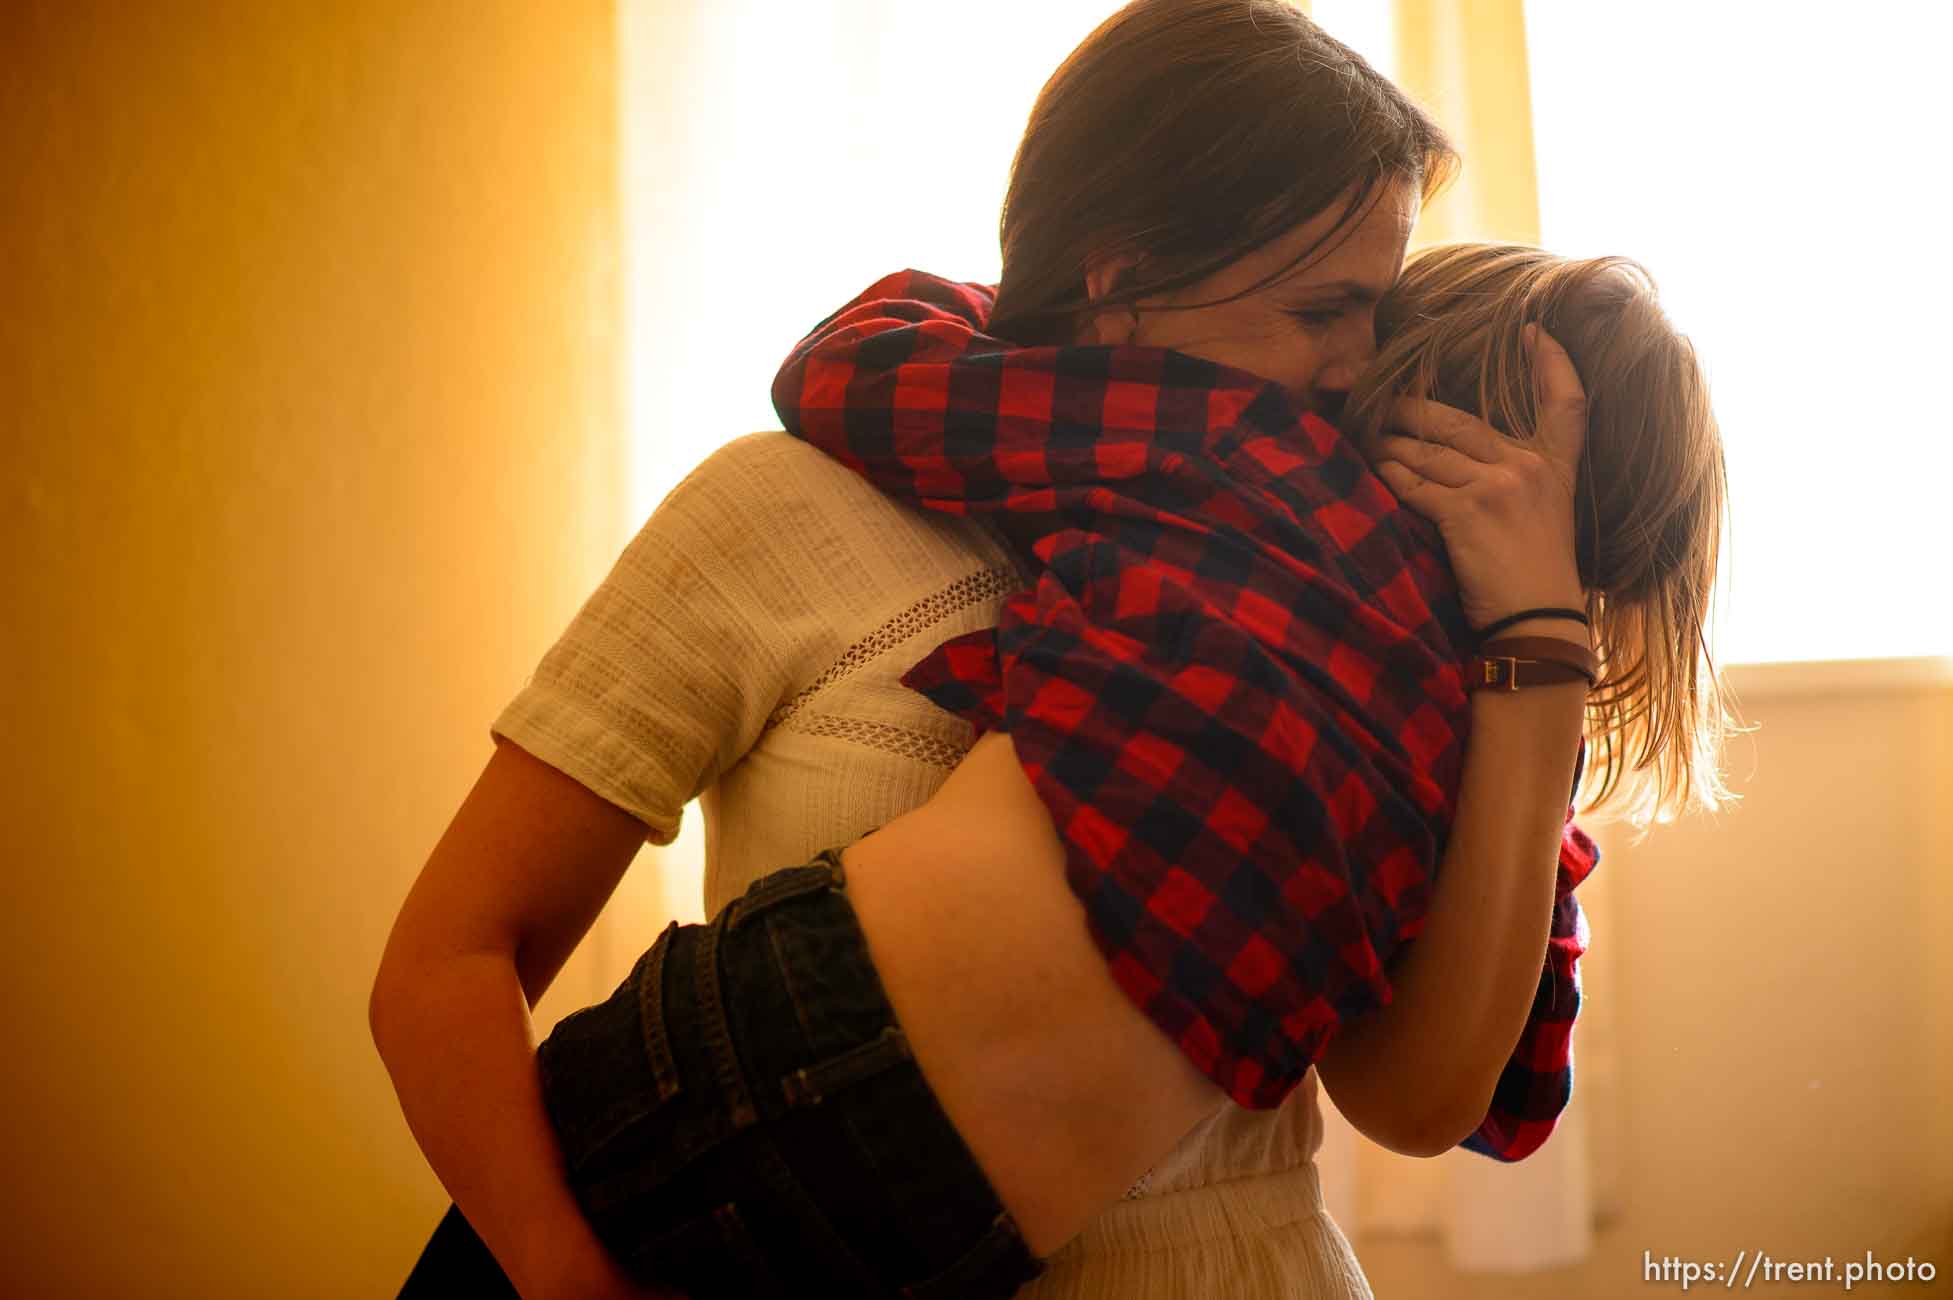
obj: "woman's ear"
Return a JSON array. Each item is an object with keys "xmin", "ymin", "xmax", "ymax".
[{"xmin": 1081, "ymin": 246, "xmax": 1146, "ymax": 345}]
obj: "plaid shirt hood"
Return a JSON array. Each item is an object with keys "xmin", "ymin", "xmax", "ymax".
[{"xmin": 771, "ymin": 269, "xmax": 1597, "ymax": 1160}]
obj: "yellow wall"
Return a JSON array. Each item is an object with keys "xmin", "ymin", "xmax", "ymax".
[{"xmin": 1, "ymin": 4, "xmax": 629, "ymax": 1295}]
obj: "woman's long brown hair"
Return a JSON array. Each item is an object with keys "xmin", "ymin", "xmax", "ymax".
[
  {"xmin": 988, "ymin": 0, "xmax": 1456, "ymax": 345},
  {"xmin": 1346, "ymin": 243, "xmax": 1739, "ymax": 829}
]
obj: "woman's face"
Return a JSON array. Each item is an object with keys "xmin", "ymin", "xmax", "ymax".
[{"xmin": 1085, "ymin": 180, "xmax": 1417, "ymax": 422}]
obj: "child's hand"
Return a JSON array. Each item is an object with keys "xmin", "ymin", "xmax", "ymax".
[{"xmin": 1370, "ymin": 324, "xmax": 1589, "ymax": 634}]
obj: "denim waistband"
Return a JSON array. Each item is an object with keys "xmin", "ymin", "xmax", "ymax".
[{"xmin": 541, "ymin": 848, "xmax": 1044, "ymax": 1299}]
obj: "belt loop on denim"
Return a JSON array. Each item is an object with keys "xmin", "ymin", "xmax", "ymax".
[
  {"xmin": 693, "ymin": 907, "xmax": 760, "ymax": 1131},
  {"xmin": 638, "ymin": 920, "xmax": 684, "ymax": 1104},
  {"xmin": 724, "ymin": 850, "xmax": 850, "ymax": 934},
  {"xmin": 819, "ymin": 844, "xmax": 848, "ymax": 890}
]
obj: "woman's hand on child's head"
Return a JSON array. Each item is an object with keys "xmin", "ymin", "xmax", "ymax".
[{"xmin": 1371, "ymin": 324, "xmax": 1590, "ymax": 635}]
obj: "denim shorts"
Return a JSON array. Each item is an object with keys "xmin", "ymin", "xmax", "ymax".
[{"xmin": 398, "ymin": 849, "xmax": 1045, "ymax": 1300}]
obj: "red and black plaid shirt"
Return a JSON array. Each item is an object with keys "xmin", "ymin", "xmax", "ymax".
[{"xmin": 771, "ymin": 270, "xmax": 1598, "ymax": 1161}]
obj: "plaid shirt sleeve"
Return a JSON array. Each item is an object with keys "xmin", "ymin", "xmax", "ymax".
[
  {"xmin": 1459, "ymin": 809, "xmax": 1598, "ymax": 1161},
  {"xmin": 774, "ymin": 269, "xmax": 1597, "ymax": 1153}
]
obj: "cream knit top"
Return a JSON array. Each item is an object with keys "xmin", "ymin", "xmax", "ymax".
[{"xmin": 491, "ymin": 432, "xmax": 1364, "ymax": 1298}]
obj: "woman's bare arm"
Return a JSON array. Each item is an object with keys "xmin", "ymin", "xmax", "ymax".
[
  {"xmin": 369, "ymin": 738, "xmax": 664, "ymax": 1300},
  {"xmin": 370, "ymin": 438, "xmax": 818, "ymax": 1298}
]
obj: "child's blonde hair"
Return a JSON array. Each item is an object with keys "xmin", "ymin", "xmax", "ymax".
[{"xmin": 1346, "ymin": 242, "xmax": 1737, "ymax": 828}]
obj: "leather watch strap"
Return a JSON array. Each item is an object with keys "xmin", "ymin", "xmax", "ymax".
[{"xmin": 1468, "ymin": 635, "xmax": 1600, "ymax": 692}]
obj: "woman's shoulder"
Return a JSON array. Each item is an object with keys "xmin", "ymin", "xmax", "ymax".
[
  {"xmin": 678, "ymin": 430, "xmax": 907, "ymax": 509},
  {"xmin": 671, "ymin": 431, "xmax": 1025, "ymax": 586}
]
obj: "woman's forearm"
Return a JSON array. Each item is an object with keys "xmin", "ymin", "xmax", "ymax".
[
  {"xmin": 1316, "ymin": 671, "xmax": 1585, "ymax": 1157},
  {"xmin": 369, "ymin": 953, "xmax": 635, "ymax": 1299}
]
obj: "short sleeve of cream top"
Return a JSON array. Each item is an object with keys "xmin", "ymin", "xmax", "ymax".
[
  {"xmin": 487, "ymin": 430, "xmax": 1326, "ymax": 1222},
  {"xmin": 489, "ymin": 431, "xmax": 1023, "ymax": 913}
]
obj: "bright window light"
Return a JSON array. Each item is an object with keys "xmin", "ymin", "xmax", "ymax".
[
  {"xmin": 620, "ymin": 1, "xmax": 1113, "ymax": 520},
  {"xmin": 624, "ymin": 1, "xmax": 1950, "ymax": 667},
  {"xmin": 1523, "ymin": 2, "xmax": 1951, "ymax": 665}
]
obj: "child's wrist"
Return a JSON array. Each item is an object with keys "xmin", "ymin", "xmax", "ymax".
[{"xmin": 1487, "ymin": 616, "xmax": 1591, "ymax": 645}]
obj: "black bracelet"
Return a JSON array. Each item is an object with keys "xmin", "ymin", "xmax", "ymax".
[{"xmin": 1474, "ymin": 606, "xmax": 1589, "ymax": 644}]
